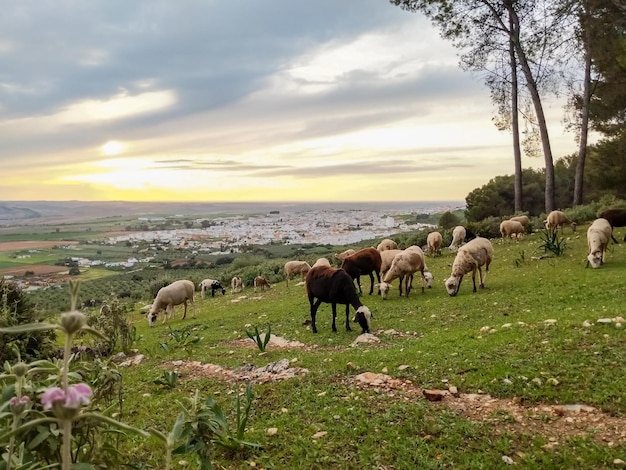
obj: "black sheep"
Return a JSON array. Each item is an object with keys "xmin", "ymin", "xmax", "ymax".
[{"xmin": 598, "ymin": 208, "xmax": 626, "ymax": 243}]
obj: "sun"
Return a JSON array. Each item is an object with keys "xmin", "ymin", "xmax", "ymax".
[{"xmin": 101, "ymin": 140, "xmax": 124, "ymax": 156}]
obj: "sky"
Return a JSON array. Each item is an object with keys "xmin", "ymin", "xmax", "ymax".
[{"xmin": 0, "ymin": 0, "xmax": 581, "ymax": 203}]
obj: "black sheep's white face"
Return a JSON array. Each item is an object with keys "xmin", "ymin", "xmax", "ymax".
[
  {"xmin": 444, "ymin": 275, "xmax": 462, "ymax": 296},
  {"xmin": 353, "ymin": 306, "xmax": 372, "ymax": 333}
]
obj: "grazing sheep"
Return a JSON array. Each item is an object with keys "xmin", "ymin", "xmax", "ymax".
[
  {"xmin": 147, "ymin": 280, "xmax": 195, "ymax": 327},
  {"xmin": 199, "ymin": 278, "xmax": 226, "ymax": 298},
  {"xmin": 340, "ymin": 247, "xmax": 382, "ymax": 295},
  {"xmin": 445, "ymin": 237, "xmax": 493, "ymax": 297},
  {"xmin": 284, "ymin": 260, "xmax": 312, "ymax": 287},
  {"xmin": 544, "ymin": 210, "xmax": 577, "ymax": 232},
  {"xmin": 305, "ymin": 265, "xmax": 373, "ymax": 334},
  {"xmin": 379, "ymin": 249, "xmax": 403, "ymax": 279},
  {"xmin": 334, "ymin": 249, "xmax": 356, "ymax": 262},
  {"xmin": 253, "ymin": 276, "xmax": 271, "ymax": 292},
  {"xmin": 312, "ymin": 257, "xmax": 332, "ymax": 268},
  {"xmin": 586, "ymin": 218, "xmax": 612, "ymax": 268},
  {"xmin": 426, "ymin": 231, "xmax": 443, "ymax": 256},
  {"xmin": 509, "ymin": 215, "xmax": 531, "ymax": 232},
  {"xmin": 231, "ymin": 276, "xmax": 243, "ymax": 293},
  {"xmin": 376, "ymin": 238, "xmax": 398, "ymax": 251},
  {"xmin": 379, "ymin": 246, "xmax": 430, "ymax": 300},
  {"xmin": 449, "ymin": 226, "xmax": 466, "ymax": 252},
  {"xmin": 499, "ymin": 220, "xmax": 525, "ymax": 239},
  {"xmin": 598, "ymin": 208, "xmax": 626, "ymax": 243}
]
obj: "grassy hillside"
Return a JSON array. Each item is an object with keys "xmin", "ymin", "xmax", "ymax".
[{"xmin": 84, "ymin": 225, "xmax": 626, "ymax": 469}]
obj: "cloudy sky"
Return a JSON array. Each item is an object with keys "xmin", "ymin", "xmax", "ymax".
[{"xmin": 0, "ymin": 0, "xmax": 579, "ymax": 203}]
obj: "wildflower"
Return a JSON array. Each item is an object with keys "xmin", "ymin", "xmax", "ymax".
[
  {"xmin": 9, "ymin": 395, "xmax": 30, "ymax": 414},
  {"xmin": 41, "ymin": 383, "xmax": 92, "ymax": 419}
]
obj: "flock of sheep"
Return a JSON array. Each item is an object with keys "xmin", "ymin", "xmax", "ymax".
[{"xmin": 145, "ymin": 208, "xmax": 626, "ymax": 331}]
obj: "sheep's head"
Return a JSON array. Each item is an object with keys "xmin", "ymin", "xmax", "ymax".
[
  {"xmin": 353, "ymin": 306, "xmax": 372, "ymax": 333},
  {"xmin": 147, "ymin": 310, "xmax": 158, "ymax": 327},
  {"xmin": 378, "ymin": 281, "xmax": 390, "ymax": 300},
  {"xmin": 423, "ymin": 271, "xmax": 434, "ymax": 288},
  {"xmin": 444, "ymin": 275, "xmax": 463, "ymax": 296},
  {"xmin": 587, "ymin": 252, "xmax": 602, "ymax": 269}
]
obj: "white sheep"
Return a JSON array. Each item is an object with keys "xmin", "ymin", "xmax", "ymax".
[
  {"xmin": 334, "ymin": 249, "xmax": 356, "ymax": 261},
  {"xmin": 587, "ymin": 218, "xmax": 612, "ymax": 268},
  {"xmin": 509, "ymin": 215, "xmax": 531, "ymax": 232},
  {"xmin": 312, "ymin": 257, "xmax": 332, "ymax": 268},
  {"xmin": 284, "ymin": 260, "xmax": 312, "ymax": 287},
  {"xmin": 448, "ymin": 226, "xmax": 466, "ymax": 252},
  {"xmin": 499, "ymin": 220, "xmax": 525, "ymax": 240},
  {"xmin": 147, "ymin": 280, "xmax": 195, "ymax": 327},
  {"xmin": 544, "ymin": 210, "xmax": 577, "ymax": 232},
  {"xmin": 376, "ymin": 238, "xmax": 398, "ymax": 251},
  {"xmin": 426, "ymin": 231, "xmax": 443, "ymax": 256},
  {"xmin": 445, "ymin": 237, "xmax": 493, "ymax": 296},
  {"xmin": 379, "ymin": 249, "xmax": 403, "ymax": 279},
  {"xmin": 379, "ymin": 246, "xmax": 431, "ymax": 299},
  {"xmin": 231, "ymin": 276, "xmax": 243, "ymax": 293}
]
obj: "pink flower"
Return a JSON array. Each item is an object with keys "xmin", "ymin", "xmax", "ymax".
[{"xmin": 41, "ymin": 384, "xmax": 93, "ymax": 411}]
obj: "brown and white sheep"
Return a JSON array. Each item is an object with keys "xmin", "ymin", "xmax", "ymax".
[
  {"xmin": 598, "ymin": 208, "xmax": 626, "ymax": 243},
  {"xmin": 340, "ymin": 247, "xmax": 382, "ymax": 295},
  {"xmin": 445, "ymin": 237, "xmax": 493, "ymax": 297},
  {"xmin": 284, "ymin": 260, "xmax": 312, "ymax": 287},
  {"xmin": 231, "ymin": 276, "xmax": 243, "ymax": 293},
  {"xmin": 305, "ymin": 265, "xmax": 373, "ymax": 334},
  {"xmin": 448, "ymin": 226, "xmax": 466, "ymax": 252},
  {"xmin": 199, "ymin": 278, "xmax": 226, "ymax": 298},
  {"xmin": 544, "ymin": 210, "xmax": 577, "ymax": 232},
  {"xmin": 253, "ymin": 276, "xmax": 271, "ymax": 292},
  {"xmin": 426, "ymin": 231, "xmax": 443, "ymax": 257},
  {"xmin": 586, "ymin": 218, "xmax": 612, "ymax": 268},
  {"xmin": 379, "ymin": 246, "xmax": 431, "ymax": 299},
  {"xmin": 376, "ymin": 238, "xmax": 398, "ymax": 251},
  {"xmin": 509, "ymin": 215, "xmax": 531, "ymax": 232},
  {"xmin": 499, "ymin": 220, "xmax": 525, "ymax": 239},
  {"xmin": 147, "ymin": 279, "xmax": 195, "ymax": 327}
]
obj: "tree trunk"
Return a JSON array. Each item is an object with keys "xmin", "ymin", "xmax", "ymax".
[
  {"xmin": 573, "ymin": 9, "xmax": 593, "ymax": 207},
  {"xmin": 509, "ymin": 11, "xmax": 523, "ymax": 213},
  {"xmin": 506, "ymin": 4, "xmax": 555, "ymax": 213}
]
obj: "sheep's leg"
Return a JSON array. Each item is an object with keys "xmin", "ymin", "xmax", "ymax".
[
  {"xmin": 471, "ymin": 270, "xmax": 478, "ymax": 292},
  {"xmin": 310, "ymin": 298, "xmax": 323, "ymax": 333},
  {"xmin": 398, "ymin": 275, "xmax": 404, "ymax": 297},
  {"xmin": 405, "ymin": 275, "xmax": 412, "ymax": 298},
  {"xmin": 331, "ymin": 303, "xmax": 338, "ymax": 332},
  {"xmin": 478, "ymin": 267, "xmax": 485, "ymax": 289},
  {"xmin": 182, "ymin": 300, "xmax": 188, "ymax": 320},
  {"xmin": 355, "ymin": 276, "xmax": 363, "ymax": 295},
  {"xmin": 368, "ymin": 272, "xmax": 375, "ymax": 295},
  {"xmin": 344, "ymin": 304, "xmax": 352, "ymax": 331},
  {"xmin": 375, "ymin": 270, "xmax": 381, "ymax": 295}
]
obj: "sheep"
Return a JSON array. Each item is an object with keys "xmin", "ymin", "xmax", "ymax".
[
  {"xmin": 586, "ymin": 218, "xmax": 612, "ymax": 268},
  {"xmin": 379, "ymin": 249, "xmax": 403, "ymax": 279},
  {"xmin": 379, "ymin": 246, "xmax": 431, "ymax": 300},
  {"xmin": 544, "ymin": 210, "xmax": 577, "ymax": 232},
  {"xmin": 509, "ymin": 215, "xmax": 531, "ymax": 232},
  {"xmin": 147, "ymin": 280, "xmax": 195, "ymax": 327},
  {"xmin": 305, "ymin": 265, "xmax": 373, "ymax": 334},
  {"xmin": 199, "ymin": 278, "xmax": 226, "ymax": 298},
  {"xmin": 376, "ymin": 238, "xmax": 398, "ymax": 251},
  {"xmin": 231, "ymin": 276, "xmax": 243, "ymax": 293},
  {"xmin": 340, "ymin": 247, "xmax": 382, "ymax": 295},
  {"xmin": 284, "ymin": 260, "xmax": 312, "ymax": 287},
  {"xmin": 445, "ymin": 237, "xmax": 493, "ymax": 297},
  {"xmin": 253, "ymin": 276, "xmax": 271, "ymax": 292},
  {"xmin": 334, "ymin": 249, "xmax": 356, "ymax": 262},
  {"xmin": 312, "ymin": 257, "xmax": 332, "ymax": 268},
  {"xmin": 499, "ymin": 220, "xmax": 525, "ymax": 240},
  {"xmin": 448, "ymin": 226, "xmax": 466, "ymax": 252},
  {"xmin": 426, "ymin": 231, "xmax": 443, "ymax": 256},
  {"xmin": 598, "ymin": 208, "xmax": 626, "ymax": 243}
]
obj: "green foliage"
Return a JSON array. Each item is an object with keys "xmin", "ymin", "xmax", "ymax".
[
  {"xmin": 149, "ymin": 278, "xmax": 174, "ymax": 299},
  {"xmin": 160, "ymin": 325, "xmax": 204, "ymax": 357},
  {"xmin": 153, "ymin": 370, "xmax": 178, "ymax": 389},
  {"xmin": 245, "ymin": 325, "xmax": 271, "ymax": 352},
  {"xmin": 437, "ymin": 211, "xmax": 461, "ymax": 230},
  {"xmin": 537, "ymin": 229, "xmax": 568, "ymax": 256},
  {"xmin": 465, "ymin": 217, "xmax": 502, "ymax": 239},
  {"xmin": 0, "ymin": 280, "xmax": 57, "ymax": 363},
  {"xmin": 86, "ymin": 297, "xmax": 137, "ymax": 355}
]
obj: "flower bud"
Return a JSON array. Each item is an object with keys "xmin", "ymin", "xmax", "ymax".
[
  {"xmin": 9, "ymin": 395, "xmax": 30, "ymax": 414},
  {"xmin": 12, "ymin": 361, "xmax": 28, "ymax": 378},
  {"xmin": 60, "ymin": 310, "xmax": 87, "ymax": 335}
]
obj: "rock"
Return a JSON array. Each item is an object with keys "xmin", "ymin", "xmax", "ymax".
[
  {"xmin": 582, "ymin": 320, "xmax": 592, "ymax": 327},
  {"xmin": 266, "ymin": 427, "xmax": 278, "ymax": 436},
  {"xmin": 613, "ymin": 459, "xmax": 625, "ymax": 467},
  {"xmin": 544, "ymin": 319, "xmax": 557, "ymax": 325},
  {"xmin": 346, "ymin": 362, "xmax": 356, "ymax": 370},
  {"xmin": 312, "ymin": 431, "xmax": 327, "ymax": 439},
  {"xmin": 351, "ymin": 333, "xmax": 380, "ymax": 345},
  {"xmin": 552, "ymin": 404, "xmax": 597, "ymax": 415},
  {"xmin": 597, "ymin": 318, "xmax": 613, "ymax": 324},
  {"xmin": 398, "ymin": 364, "xmax": 410, "ymax": 371},
  {"xmin": 448, "ymin": 386, "xmax": 459, "ymax": 396},
  {"xmin": 502, "ymin": 455, "xmax": 514, "ymax": 465},
  {"xmin": 422, "ymin": 389, "xmax": 447, "ymax": 401}
]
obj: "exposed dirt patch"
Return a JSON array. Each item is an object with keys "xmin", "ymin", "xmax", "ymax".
[
  {"xmin": 225, "ymin": 334, "xmax": 316, "ymax": 351},
  {"xmin": 350, "ymin": 372, "xmax": 626, "ymax": 447},
  {"xmin": 0, "ymin": 264, "xmax": 69, "ymax": 276},
  {"xmin": 0, "ymin": 240, "xmax": 79, "ymax": 251}
]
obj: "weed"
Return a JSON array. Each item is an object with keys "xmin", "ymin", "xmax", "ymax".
[
  {"xmin": 537, "ymin": 229, "xmax": 568, "ymax": 256},
  {"xmin": 153, "ymin": 370, "xmax": 178, "ymax": 389},
  {"xmin": 245, "ymin": 325, "xmax": 271, "ymax": 352}
]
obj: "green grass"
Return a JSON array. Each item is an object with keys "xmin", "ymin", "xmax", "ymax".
[{"xmin": 78, "ymin": 227, "xmax": 625, "ymax": 469}]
